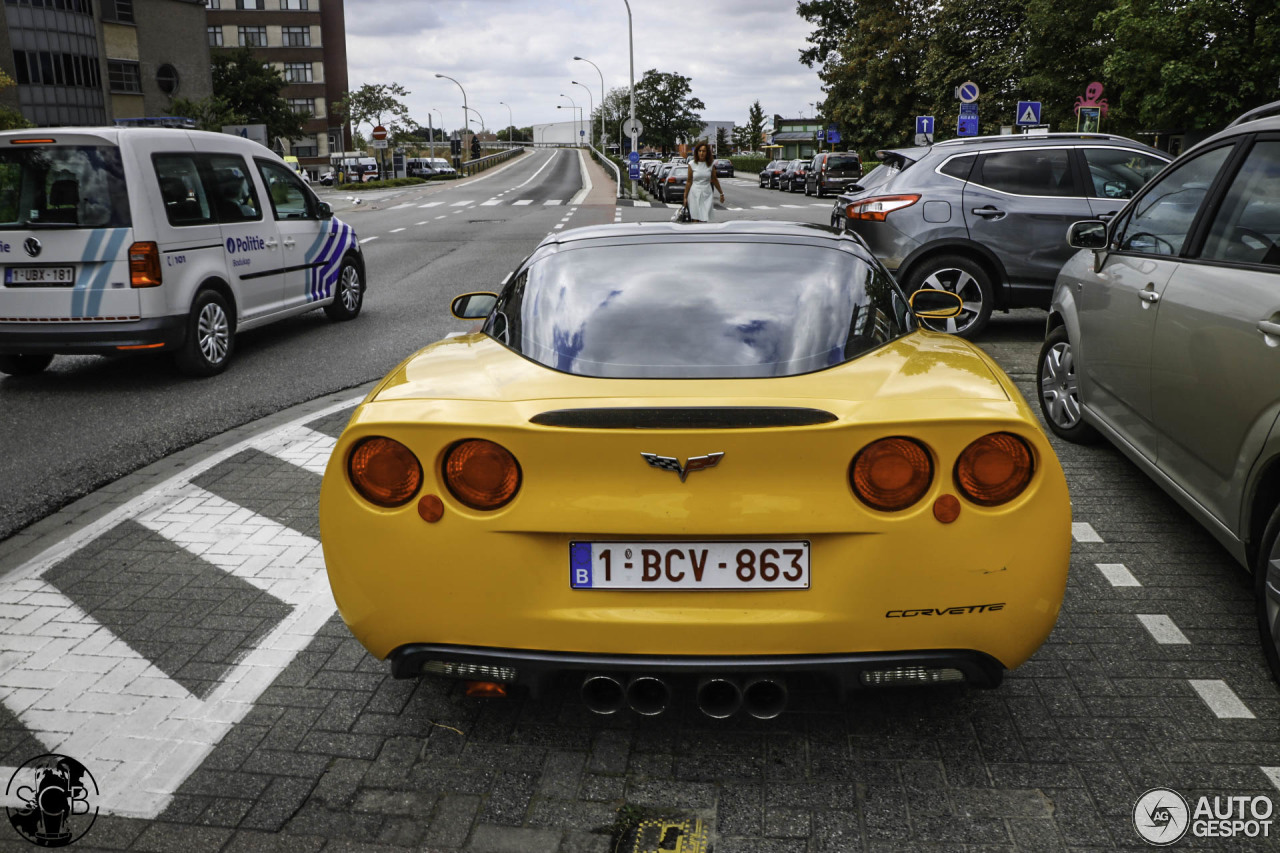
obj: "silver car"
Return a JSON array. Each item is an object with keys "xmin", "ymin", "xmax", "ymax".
[{"xmin": 1038, "ymin": 100, "xmax": 1280, "ymax": 682}]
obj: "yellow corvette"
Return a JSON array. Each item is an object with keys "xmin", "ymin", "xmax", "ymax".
[{"xmin": 319, "ymin": 222, "xmax": 1071, "ymax": 719}]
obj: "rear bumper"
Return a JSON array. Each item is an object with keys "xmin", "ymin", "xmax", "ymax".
[
  {"xmin": 0, "ymin": 315, "xmax": 186, "ymax": 355},
  {"xmin": 388, "ymin": 643, "xmax": 1005, "ymax": 695}
]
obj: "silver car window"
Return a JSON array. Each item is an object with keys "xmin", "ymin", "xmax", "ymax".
[
  {"xmin": 1080, "ymin": 148, "xmax": 1167, "ymax": 199},
  {"xmin": 973, "ymin": 148, "xmax": 1076, "ymax": 197},
  {"xmin": 1115, "ymin": 145, "xmax": 1232, "ymax": 256},
  {"xmin": 1199, "ymin": 140, "xmax": 1280, "ymax": 267}
]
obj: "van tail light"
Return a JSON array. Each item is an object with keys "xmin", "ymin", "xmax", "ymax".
[
  {"xmin": 348, "ymin": 437, "xmax": 422, "ymax": 507},
  {"xmin": 850, "ymin": 437, "xmax": 933, "ymax": 512},
  {"xmin": 128, "ymin": 242, "xmax": 162, "ymax": 288},
  {"xmin": 845, "ymin": 194, "xmax": 921, "ymax": 222},
  {"xmin": 954, "ymin": 433, "xmax": 1034, "ymax": 506},
  {"xmin": 444, "ymin": 439, "xmax": 521, "ymax": 510}
]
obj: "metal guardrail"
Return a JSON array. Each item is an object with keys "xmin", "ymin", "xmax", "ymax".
[
  {"xmin": 587, "ymin": 143, "xmax": 622, "ymax": 199},
  {"xmin": 459, "ymin": 146, "xmax": 524, "ymax": 176}
]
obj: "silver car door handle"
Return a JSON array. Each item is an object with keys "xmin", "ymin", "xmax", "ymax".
[
  {"xmin": 282, "ymin": 237, "xmax": 296, "ymax": 248},
  {"xmin": 264, "ymin": 238, "xmax": 279, "ymax": 249},
  {"xmin": 971, "ymin": 206, "xmax": 1005, "ymax": 219},
  {"xmin": 1257, "ymin": 320, "xmax": 1280, "ymax": 337},
  {"xmin": 1138, "ymin": 290, "xmax": 1160, "ymax": 303}
]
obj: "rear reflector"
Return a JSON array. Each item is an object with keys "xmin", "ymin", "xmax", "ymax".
[
  {"xmin": 465, "ymin": 681, "xmax": 508, "ymax": 697},
  {"xmin": 420, "ymin": 661, "xmax": 517, "ymax": 682},
  {"xmin": 861, "ymin": 666, "xmax": 965, "ymax": 687},
  {"xmin": 116, "ymin": 343, "xmax": 165, "ymax": 351}
]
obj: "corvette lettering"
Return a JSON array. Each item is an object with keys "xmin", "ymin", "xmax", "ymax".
[{"xmin": 886, "ymin": 603, "xmax": 1006, "ymax": 617}]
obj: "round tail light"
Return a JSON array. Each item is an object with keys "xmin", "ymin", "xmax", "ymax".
[
  {"xmin": 348, "ymin": 437, "xmax": 422, "ymax": 507},
  {"xmin": 850, "ymin": 437, "xmax": 933, "ymax": 512},
  {"xmin": 955, "ymin": 433, "xmax": 1034, "ymax": 506},
  {"xmin": 444, "ymin": 439, "xmax": 521, "ymax": 510}
]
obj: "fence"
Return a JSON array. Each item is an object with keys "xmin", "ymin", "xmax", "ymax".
[
  {"xmin": 587, "ymin": 143, "xmax": 622, "ymax": 199},
  {"xmin": 459, "ymin": 146, "xmax": 524, "ymax": 176}
]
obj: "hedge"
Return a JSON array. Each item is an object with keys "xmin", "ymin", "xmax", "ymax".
[{"xmin": 729, "ymin": 156, "xmax": 769, "ymax": 174}]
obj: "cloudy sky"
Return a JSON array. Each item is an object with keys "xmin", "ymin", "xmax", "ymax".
[{"xmin": 345, "ymin": 0, "xmax": 824, "ymax": 134}]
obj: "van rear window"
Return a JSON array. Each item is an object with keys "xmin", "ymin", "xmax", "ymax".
[{"xmin": 0, "ymin": 145, "xmax": 130, "ymax": 229}]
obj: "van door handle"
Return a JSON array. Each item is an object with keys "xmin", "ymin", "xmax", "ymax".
[
  {"xmin": 264, "ymin": 238, "xmax": 279, "ymax": 249},
  {"xmin": 971, "ymin": 206, "xmax": 1005, "ymax": 219},
  {"xmin": 282, "ymin": 237, "xmax": 296, "ymax": 248},
  {"xmin": 1257, "ymin": 320, "xmax": 1280, "ymax": 337}
]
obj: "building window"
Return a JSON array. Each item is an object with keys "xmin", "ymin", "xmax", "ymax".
[
  {"xmin": 101, "ymin": 0, "xmax": 134, "ymax": 23},
  {"xmin": 283, "ymin": 62, "xmax": 312, "ymax": 83},
  {"xmin": 205, "ymin": 0, "xmax": 220, "ymax": 8},
  {"xmin": 281, "ymin": 0, "xmax": 309, "ymax": 8},
  {"xmin": 287, "ymin": 97, "xmax": 313, "ymax": 116},
  {"xmin": 207, "ymin": 26, "xmax": 223, "ymax": 46},
  {"xmin": 156, "ymin": 64, "xmax": 179, "ymax": 95},
  {"xmin": 291, "ymin": 137, "xmax": 318, "ymax": 158},
  {"xmin": 107, "ymin": 60, "xmax": 141, "ymax": 94},
  {"xmin": 238, "ymin": 26, "xmax": 267, "ymax": 47},
  {"xmin": 281, "ymin": 26, "xmax": 310, "ymax": 47},
  {"xmin": 235, "ymin": 0, "xmax": 263, "ymax": 9},
  {"xmin": 6, "ymin": 0, "xmax": 96, "ymax": 12},
  {"xmin": 12, "ymin": 49, "xmax": 101, "ymax": 89}
]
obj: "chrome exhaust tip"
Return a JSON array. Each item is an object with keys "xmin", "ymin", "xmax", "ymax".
[
  {"xmin": 625, "ymin": 675, "xmax": 670, "ymax": 716},
  {"xmin": 696, "ymin": 675, "xmax": 743, "ymax": 719},
  {"xmin": 742, "ymin": 676, "xmax": 788, "ymax": 720},
  {"xmin": 580, "ymin": 674, "xmax": 626, "ymax": 715}
]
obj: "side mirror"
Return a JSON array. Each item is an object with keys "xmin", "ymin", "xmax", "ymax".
[
  {"xmin": 451, "ymin": 291, "xmax": 498, "ymax": 320},
  {"xmin": 908, "ymin": 288, "xmax": 964, "ymax": 319},
  {"xmin": 1067, "ymin": 220, "xmax": 1108, "ymax": 250},
  {"xmin": 316, "ymin": 201, "xmax": 333, "ymax": 219}
]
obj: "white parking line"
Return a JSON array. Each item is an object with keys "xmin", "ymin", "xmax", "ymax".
[
  {"xmin": 358, "ymin": 236, "xmax": 378, "ymax": 244},
  {"xmin": 1263, "ymin": 767, "xmax": 1280, "ymax": 792},
  {"xmin": 1096, "ymin": 563, "xmax": 1141, "ymax": 586},
  {"xmin": 388, "ymin": 202, "xmax": 415, "ymax": 210},
  {"xmin": 1072, "ymin": 522, "xmax": 1103, "ymax": 542},
  {"xmin": 1136, "ymin": 614, "xmax": 1190, "ymax": 644},
  {"xmin": 1189, "ymin": 679, "xmax": 1255, "ymax": 719},
  {"xmin": 513, "ymin": 199, "xmax": 533, "ymax": 205},
  {"xmin": 389, "ymin": 228, "xmax": 405, "ymax": 233}
]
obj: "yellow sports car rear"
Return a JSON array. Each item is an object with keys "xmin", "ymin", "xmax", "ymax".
[{"xmin": 319, "ymin": 222, "xmax": 1071, "ymax": 717}]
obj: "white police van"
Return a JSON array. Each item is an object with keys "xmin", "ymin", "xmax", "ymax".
[{"xmin": 0, "ymin": 127, "xmax": 364, "ymax": 376}]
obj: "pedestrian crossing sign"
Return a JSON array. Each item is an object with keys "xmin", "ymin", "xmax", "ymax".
[{"xmin": 1016, "ymin": 101, "xmax": 1042, "ymax": 127}]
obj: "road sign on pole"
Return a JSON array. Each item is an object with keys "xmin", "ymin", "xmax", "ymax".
[
  {"xmin": 1015, "ymin": 101, "xmax": 1042, "ymax": 127},
  {"xmin": 957, "ymin": 82, "xmax": 980, "ymax": 104},
  {"xmin": 628, "ymin": 164, "xmax": 640, "ymax": 180},
  {"xmin": 826, "ymin": 126, "xmax": 841, "ymax": 144},
  {"xmin": 371, "ymin": 125, "xmax": 388, "ymax": 141},
  {"xmin": 622, "ymin": 117, "xmax": 643, "ymax": 139},
  {"xmin": 957, "ymin": 102, "xmax": 979, "ymax": 137},
  {"xmin": 915, "ymin": 116, "xmax": 934, "ymax": 136}
]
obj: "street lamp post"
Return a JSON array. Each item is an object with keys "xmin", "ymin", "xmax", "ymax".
[
  {"xmin": 559, "ymin": 94, "xmax": 579, "ymax": 145},
  {"xmin": 498, "ymin": 100, "xmax": 514, "ymax": 146},
  {"xmin": 557, "ymin": 104, "xmax": 582, "ymax": 145},
  {"xmin": 621, "ymin": 0, "xmax": 636, "ymax": 195},
  {"xmin": 573, "ymin": 56, "xmax": 605, "ymax": 151},
  {"xmin": 571, "ymin": 81, "xmax": 594, "ymax": 151},
  {"xmin": 435, "ymin": 73, "xmax": 467, "ymax": 167},
  {"xmin": 429, "ymin": 109, "xmax": 443, "ymax": 158}
]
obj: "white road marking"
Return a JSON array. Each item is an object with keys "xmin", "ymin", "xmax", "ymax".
[
  {"xmin": 450, "ymin": 200, "xmax": 472, "ymax": 207},
  {"xmin": 780, "ymin": 204, "xmax": 806, "ymax": 208},
  {"xmin": 751, "ymin": 205, "xmax": 774, "ymax": 210},
  {"xmin": 389, "ymin": 227, "xmax": 405, "ymax": 233},
  {"xmin": 728, "ymin": 207, "xmax": 743, "ymax": 211},
  {"xmin": 1096, "ymin": 563, "xmax": 1141, "ymax": 587},
  {"xmin": 1072, "ymin": 522, "xmax": 1103, "ymax": 542},
  {"xmin": 358, "ymin": 236, "xmax": 378, "ymax": 244},
  {"xmin": 416, "ymin": 221, "xmax": 427, "ymax": 225},
  {"xmin": 435, "ymin": 215, "xmax": 446, "ymax": 219},
  {"xmin": 418, "ymin": 202, "xmax": 443, "ymax": 208},
  {"xmin": 512, "ymin": 149, "xmax": 560, "ymax": 190},
  {"xmin": 388, "ymin": 202, "xmax": 415, "ymax": 210},
  {"xmin": 810, "ymin": 203, "xmax": 829, "ymax": 207},
  {"xmin": 1136, "ymin": 614, "xmax": 1190, "ymax": 644},
  {"xmin": 543, "ymin": 199, "xmax": 563, "ymax": 206},
  {"xmin": 0, "ymin": 396, "xmax": 361, "ymax": 819},
  {"xmin": 513, "ymin": 199, "xmax": 533, "ymax": 206},
  {"xmin": 1263, "ymin": 767, "xmax": 1280, "ymax": 792},
  {"xmin": 633, "ymin": 201, "xmax": 651, "ymax": 207},
  {"xmin": 1189, "ymin": 679, "xmax": 1255, "ymax": 719},
  {"xmin": 481, "ymin": 199, "xmax": 502, "ymax": 206}
]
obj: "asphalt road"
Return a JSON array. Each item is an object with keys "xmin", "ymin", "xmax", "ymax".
[{"xmin": 0, "ymin": 148, "xmax": 596, "ymax": 542}]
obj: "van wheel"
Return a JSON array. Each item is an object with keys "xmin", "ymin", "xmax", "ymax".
[
  {"xmin": 0, "ymin": 353, "xmax": 53, "ymax": 376},
  {"xmin": 325, "ymin": 257, "xmax": 363, "ymax": 321},
  {"xmin": 1256, "ymin": 503, "xmax": 1280, "ymax": 684},
  {"xmin": 175, "ymin": 289, "xmax": 233, "ymax": 376},
  {"xmin": 904, "ymin": 255, "xmax": 995, "ymax": 339}
]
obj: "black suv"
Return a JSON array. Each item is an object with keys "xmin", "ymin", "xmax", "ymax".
[{"xmin": 830, "ymin": 133, "xmax": 1170, "ymax": 336}]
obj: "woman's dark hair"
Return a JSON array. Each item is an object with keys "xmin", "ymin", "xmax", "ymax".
[{"xmin": 694, "ymin": 141, "xmax": 713, "ymax": 166}]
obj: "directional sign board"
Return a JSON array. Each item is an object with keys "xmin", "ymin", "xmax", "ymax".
[
  {"xmin": 957, "ymin": 82, "xmax": 980, "ymax": 104},
  {"xmin": 915, "ymin": 116, "xmax": 935, "ymax": 136},
  {"xmin": 957, "ymin": 102, "xmax": 979, "ymax": 137},
  {"xmin": 622, "ymin": 117, "xmax": 643, "ymax": 138},
  {"xmin": 1016, "ymin": 101, "xmax": 1042, "ymax": 127},
  {"xmin": 826, "ymin": 126, "xmax": 841, "ymax": 144}
]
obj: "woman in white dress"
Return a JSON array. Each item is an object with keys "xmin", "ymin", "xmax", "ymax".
[{"xmin": 683, "ymin": 141, "xmax": 724, "ymax": 222}]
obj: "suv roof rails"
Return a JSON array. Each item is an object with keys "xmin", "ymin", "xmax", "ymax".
[
  {"xmin": 1228, "ymin": 100, "xmax": 1280, "ymax": 128},
  {"xmin": 933, "ymin": 132, "xmax": 1136, "ymax": 146}
]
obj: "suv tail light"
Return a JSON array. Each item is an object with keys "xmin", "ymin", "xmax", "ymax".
[{"xmin": 845, "ymin": 194, "xmax": 921, "ymax": 222}]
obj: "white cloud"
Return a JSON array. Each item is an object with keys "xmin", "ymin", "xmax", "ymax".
[{"xmin": 345, "ymin": 0, "xmax": 826, "ymax": 134}]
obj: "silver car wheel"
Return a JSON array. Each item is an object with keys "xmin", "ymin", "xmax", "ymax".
[
  {"xmin": 339, "ymin": 264, "xmax": 361, "ymax": 311},
  {"xmin": 197, "ymin": 301, "xmax": 230, "ymax": 364},
  {"xmin": 918, "ymin": 269, "xmax": 983, "ymax": 334},
  {"xmin": 1039, "ymin": 341, "xmax": 1082, "ymax": 428},
  {"xmin": 1266, "ymin": 548, "xmax": 1280, "ymax": 665}
]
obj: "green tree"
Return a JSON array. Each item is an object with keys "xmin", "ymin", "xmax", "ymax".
[
  {"xmin": 0, "ymin": 69, "xmax": 30, "ymax": 130},
  {"xmin": 336, "ymin": 82, "xmax": 413, "ymax": 140},
  {"xmin": 746, "ymin": 100, "xmax": 766, "ymax": 152},
  {"xmin": 917, "ymin": 0, "xmax": 1027, "ymax": 136},
  {"xmin": 497, "ymin": 125, "xmax": 533, "ymax": 142},
  {"xmin": 715, "ymin": 126, "xmax": 729, "ymax": 154},
  {"xmin": 1099, "ymin": 0, "xmax": 1280, "ymax": 131},
  {"xmin": 1020, "ymin": 0, "xmax": 1114, "ymax": 132},
  {"xmin": 592, "ymin": 86, "xmax": 631, "ymax": 147},
  {"xmin": 166, "ymin": 48, "xmax": 307, "ymax": 146},
  {"xmin": 634, "ymin": 69, "xmax": 705, "ymax": 153}
]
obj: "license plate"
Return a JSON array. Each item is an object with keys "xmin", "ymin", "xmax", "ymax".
[
  {"xmin": 5, "ymin": 266, "xmax": 75, "ymax": 286},
  {"xmin": 569, "ymin": 541, "xmax": 810, "ymax": 590}
]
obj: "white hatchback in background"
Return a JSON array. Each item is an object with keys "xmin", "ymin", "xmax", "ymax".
[{"xmin": 0, "ymin": 127, "xmax": 365, "ymax": 377}]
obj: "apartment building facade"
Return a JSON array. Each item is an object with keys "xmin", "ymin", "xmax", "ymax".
[
  {"xmin": 0, "ymin": 0, "xmax": 211, "ymax": 127},
  {"xmin": 205, "ymin": 0, "xmax": 349, "ymax": 176}
]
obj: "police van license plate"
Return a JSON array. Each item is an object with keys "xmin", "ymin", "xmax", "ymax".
[
  {"xmin": 569, "ymin": 541, "xmax": 809, "ymax": 590},
  {"xmin": 5, "ymin": 266, "xmax": 75, "ymax": 286}
]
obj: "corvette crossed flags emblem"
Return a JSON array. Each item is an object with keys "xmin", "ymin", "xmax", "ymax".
[{"xmin": 641, "ymin": 452, "xmax": 725, "ymax": 482}]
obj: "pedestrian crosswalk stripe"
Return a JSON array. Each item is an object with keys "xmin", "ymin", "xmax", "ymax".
[
  {"xmin": 450, "ymin": 200, "xmax": 472, "ymax": 206},
  {"xmin": 417, "ymin": 202, "xmax": 442, "ymax": 208},
  {"xmin": 1095, "ymin": 563, "xmax": 1140, "ymax": 586},
  {"xmin": 481, "ymin": 199, "xmax": 502, "ymax": 206},
  {"xmin": 751, "ymin": 205, "xmax": 774, "ymax": 210},
  {"xmin": 1072, "ymin": 522, "xmax": 1103, "ymax": 542},
  {"xmin": 513, "ymin": 199, "xmax": 533, "ymax": 205},
  {"xmin": 633, "ymin": 200, "xmax": 651, "ymax": 207},
  {"xmin": 388, "ymin": 202, "xmax": 415, "ymax": 210},
  {"xmin": 1136, "ymin": 614, "xmax": 1190, "ymax": 644},
  {"xmin": 543, "ymin": 199, "xmax": 562, "ymax": 205},
  {"xmin": 780, "ymin": 204, "xmax": 806, "ymax": 208},
  {"xmin": 1189, "ymin": 679, "xmax": 1255, "ymax": 719}
]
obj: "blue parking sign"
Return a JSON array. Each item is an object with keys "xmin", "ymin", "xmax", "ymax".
[{"xmin": 628, "ymin": 164, "xmax": 640, "ymax": 180}]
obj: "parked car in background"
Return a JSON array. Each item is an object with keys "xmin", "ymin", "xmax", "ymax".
[
  {"xmin": 807, "ymin": 152, "xmax": 862, "ymax": 197},
  {"xmin": 830, "ymin": 133, "xmax": 1170, "ymax": 337},
  {"xmin": 1037, "ymin": 101, "xmax": 1280, "ymax": 683},
  {"xmin": 712, "ymin": 158, "xmax": 734, "ymax": 177},
  {"xmin": 407, "ymin": 157, "xmax": 456, "ymax": 179},
  {"xmin": 659, "ymin": 162, "xmax": 688, "ymax": 203},
  {"xmin": 780, "ymin": 159, "xmax": 810, "ymax": 192},
  {"xmin": 652, "ymin": 163, "xmax": 677, "ymax": 197},
  {"xmin": 759, "ymin": 160, "xmax": 786, "ymax": 188}
]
